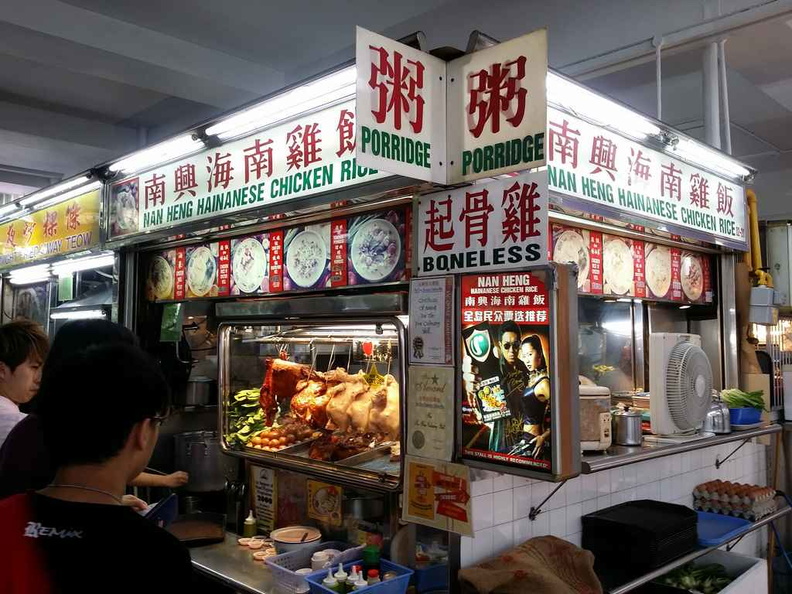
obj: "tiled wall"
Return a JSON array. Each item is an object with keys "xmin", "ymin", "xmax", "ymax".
[{"xmin": 461, "ymin": 440, "xmax": 769, "ymax": 567}]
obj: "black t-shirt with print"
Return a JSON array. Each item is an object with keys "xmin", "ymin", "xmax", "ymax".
[{"xmin": 26, "ymin": 493, "xmax": 193, "ymax": 593}]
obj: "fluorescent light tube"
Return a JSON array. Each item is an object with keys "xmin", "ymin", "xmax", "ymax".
[
  {"xmin": 20, "ymin": 176, "xmax": 93, "ymax": 208},
  {"xmin": 109, "ymin": 134, "xmax": 203, "ymax": 174},
  {"xmin": 670, "ymin": 138, "xmax": 751, "ymax": 179},
  {"xmin": 547, "ymin": 72, "xmax": 661, "ymax": 139},
  {"xmin": 50, "ymin": 309, "xmax": 106, "ymax": 320},
  {"xmin": 206, "ymin": 67, "xmax": 356, "ymax": 140},
  {"xmin": 51, "ymin": 253, "xmax": 115, "ymax": 276},
  {"xmin": 9, "ymin": 264, "xmax": 51, "ymax": 285}
]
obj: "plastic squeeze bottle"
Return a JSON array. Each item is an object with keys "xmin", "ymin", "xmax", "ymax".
[
  {"xmin": 366, "ymin": 570, "xmax": 381, "ymax": 585},
  {"xmin": 352, "ymin": 577, "xmax": 369, "ymax": 591},
  {"xmin": 333, "ymin": 563, "xmax": 349, "ymax": 593},
  {"xmin": 323, "ymin": 569, "xmax": 340, "ymax": 593},
  {"xmin": 242, "ymin": 511, "xmax": 257, "ymax": 538}
]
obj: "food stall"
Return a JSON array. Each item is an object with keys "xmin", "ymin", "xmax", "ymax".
[{"xmin": 0, "ymin": 177, "xmax": 115, "ymax": 333}]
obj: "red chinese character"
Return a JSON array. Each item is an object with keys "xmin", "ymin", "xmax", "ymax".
[
  {"xmin": 43, "ymin": 211, "xmax": 58, "ymax": 238},
  {"xmin": 22, "ymin": 222, "xmax": 35, "ymax": 243},
  {"xmin": 244, "ymin": 138, "xmax": 274, "ymax": 183},
  {"xmin": 717, "ymin": 183, "xmax": 734, "ymax": 216},
  {"xmin": 66, "ymin": 201, "xmax": 81, "ymax": 231},
  {"xmin": 501, "ymin": 181, "xmax": 541, "ymax": 243},
  {"xmin": 286, "ymin": 123, "xmax": 322, "ymax": 171},
  {"xmin": 628, "ymin": 148, "xmax": 651, "ymax": 185},
  {"xmin": 660, "ymin": 162, "xmax": 682, "ymax": 201},
  {"xmin": 368, "ymin": 45, "xmax": 425, "ymax": 133},
  {"xmin": 174, "ymin": 163, "xmax": 197, "ymax": 200},
  {"xmin": 207, "ymin": 152, "xmax": 234, "ymax": 192},
  {"xmin": 5, "ymin": 225, "xmax": 15, "ymax": 248},
  {"xmin": 336, "ymin": 109, "xmax": 355, "ymax": 157},
  {"xmin": 423, "ymin": 197, "xmax": 454, "ymax": 252},
  {"xmin": 467, "ymin": 56, "xmax": 527, "ymax": 138},
  {"xmin": 459, "ymin": 189, "xmax": 494, "ymax": 248},
  {"xmin": 589, "ymin": 136, "xmax": 617, "ymax": 181},
  {"xmin": 144, "ymin": 173, "xmax": 166, "ymax": 208},
  {"xmin": 689, "ymin": 173, "xmax": 710, "ymax": 209},
  {"xmin": 548, "ymin": 119, "xmax": 580, "ymax": 167}
]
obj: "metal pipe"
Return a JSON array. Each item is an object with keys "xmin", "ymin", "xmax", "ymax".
[
  {"xmin": 654, "ymin": 36, "xmax": 663, "ymax": 120},
  {"xmin": 718, "ymin": 39, "xmax": 733, "ymax": 154},
  {"xmin": 703, "ymin": 42, "xmax": 721, "ymax": 148}
]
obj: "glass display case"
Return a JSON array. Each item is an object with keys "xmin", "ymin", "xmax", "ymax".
[{"xmin": 218, "ymin": 297, "xmax": 406, "ymax": 492}]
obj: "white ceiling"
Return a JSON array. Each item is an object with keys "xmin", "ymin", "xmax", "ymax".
[{"xmin": 0, "ymin": 0, "xmax": 790, "ymax": 218}]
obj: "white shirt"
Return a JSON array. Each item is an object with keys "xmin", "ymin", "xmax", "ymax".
[{"xmin": 0, "ymin": 395, "xmax": 25, "ymax": 450}]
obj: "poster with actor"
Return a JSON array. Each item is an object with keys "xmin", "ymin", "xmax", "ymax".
[{"xmin": 460, "ymin": 271, "xmax": 552, "ymax": 472}]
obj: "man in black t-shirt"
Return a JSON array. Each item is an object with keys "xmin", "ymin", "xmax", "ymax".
[{"xmin": 0, "ymin": 342, "xmax": 193, "ymax": 593}]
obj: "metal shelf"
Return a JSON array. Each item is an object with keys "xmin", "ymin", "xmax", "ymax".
[
  {"xmin": 582, "ymin": 424, "xmax": 781, "ymax": 474},
  {"xmin": 606, "ymin": 504, "xmax": 791, "ymax": 594}
]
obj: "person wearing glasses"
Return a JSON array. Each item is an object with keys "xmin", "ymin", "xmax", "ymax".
[
  {"xmin": 0, "ymin": 342, "xmax": 192, "ymax": 592},
  {"xmin": 496, "ymin": 321, "xmax": 532, "ymax": 451},
  {"xmin": 0, "ymin": 320, "xmax": 188, "ymax": 502}
]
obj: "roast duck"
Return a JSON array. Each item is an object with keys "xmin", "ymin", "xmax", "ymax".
[{"xmin": 258, "ymin": 357, "xmax": 400, "ymax": 460}]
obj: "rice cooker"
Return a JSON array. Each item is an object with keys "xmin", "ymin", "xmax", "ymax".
[{"xmin": 580, "ymin": 384, "xmax": 612, "ymax": 451}]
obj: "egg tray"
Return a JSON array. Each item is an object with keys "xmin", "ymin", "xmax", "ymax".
[
  {"xmin": 693, "ymin": 496, "xmax": 777, "ymax": 521},
  {"xmin": 244, "ymin": 435, "xmax": 320, "ymax": 454}
]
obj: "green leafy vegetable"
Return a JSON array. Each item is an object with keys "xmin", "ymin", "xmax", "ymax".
[
  {"xmin": 658, "ymin": 562, "xmax": 733, "ymax": 593},
  {"xmin": 721, "ymin": 388, "xmax": 767, "ymax": 411}
]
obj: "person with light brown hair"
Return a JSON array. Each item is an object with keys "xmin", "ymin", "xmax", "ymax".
[{"xmin": 0, "ymin": 320, "xmax": 49, "ymax": 449}]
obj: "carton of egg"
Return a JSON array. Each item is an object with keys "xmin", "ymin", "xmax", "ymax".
[{"xmin": 693, "ymin": 480, "xmax": 776, "ymax": 520}]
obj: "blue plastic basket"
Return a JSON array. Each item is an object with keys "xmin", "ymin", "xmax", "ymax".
[
  {"xmin": 414, "ymin": 564, "xmax": 448, "ymax": 593},
  {"xmin": 696, "ymin": 511, "xmax": 751, "ymax": 546},
  {"xmin": 729, "ymin": 407, "xmax": 762, "ymax": 425},
  {"xmin": 306, "ymin": 559, "xmax": 413, "ymax": 594},
  {"xmin": 266, "ymin": 541, "xmax": 363, "ymax": 594}
]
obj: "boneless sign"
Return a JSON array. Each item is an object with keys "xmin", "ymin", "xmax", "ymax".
[{"xmin": 418, "ymin": 170, "xmax": 548, "ymax": 276}]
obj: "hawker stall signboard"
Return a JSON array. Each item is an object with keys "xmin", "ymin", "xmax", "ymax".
[
  {"xmin": 446, "ymin": 28, "xmax": 547, "ymax": 183},
  {"xmin": 460, "ymin": 271, "xmax": 552, "ymax": 473},
  {"xmin": 356, "ymin": 27, "xmax": 546, "ymax": 185},
  {"xmin": 0, "ymin": 188, "xmax": 101, "ymax": 270},
  {"xmin": 417, "ymin": 170, "xmax": 548, "ymax": 276},
  {"xmin": 547, "ymin": 106, "xmax": 748, "ymax": 250},
  {"xmin": 107, "ymin": 100, "xmax": 387, "ymax": 240},
  {"xmin": 356, "ymin": 27, "xmax": 446, "ymax": 183}
]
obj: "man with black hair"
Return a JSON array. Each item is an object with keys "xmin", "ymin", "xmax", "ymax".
[
  {"xmin": 0, "ymin": 342, "xmax": 192, "ymax": 593},
  {"xmin": 0, "ymin": 320, "xmax": 49, "ymax": 449}
]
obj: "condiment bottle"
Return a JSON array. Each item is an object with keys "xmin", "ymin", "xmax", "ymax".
[
  {"xmin": 352, "ymin": 577, "xmax": 368, "ymax": 591},
  {"xmin": 242, "ymin": 511, "xmax": 257, "ymax": 538},
  {"xmin": 362, "ymin": 542, "xmax": 381, "ymax": 574},
  {"xmin": 333, "ymin": 563, "xmax": 349, "ymax": 593},
  {"xmin": 323, "ymin": 569, "xmax": 340, "ymax": 593},
  {"xmin": 366, "ymin": 570, "xmax": 381, "ymax": 585}
]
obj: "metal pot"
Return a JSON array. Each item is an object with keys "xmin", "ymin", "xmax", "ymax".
[
  {"xmin": 613, "ymin": 406, "xmax": 643, "ymax": 446},
  {"xmin": 174, "ymin": 431, "xmax": 226, "ymax": 492},
  {"xmin": 180, "ymin": 377, "xmax": 216, "ymax": 407},
  {"xmin": 703, "ymin": 399, "xmax": 731, "ymax": 434}
]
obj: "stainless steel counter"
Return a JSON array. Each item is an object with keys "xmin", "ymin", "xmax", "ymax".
[
  {"xmin": 582, "ymin": 424, "xmax": 781, "ymax": 473},
  {"xmin": 190, "ymin": 533, "xmax": 273, "ymax": 594}
]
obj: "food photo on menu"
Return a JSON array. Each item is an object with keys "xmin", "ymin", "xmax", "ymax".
[
  {"xmin": 231, "ymin": 234, "xmax": 270, "ymax": 295},
  {"xmin": 284, "ymin": 223, "xmax": 331, "ymax": 291},
  {"xmin": 461, "ymin": 320, "xmax": 552, "ymax": 471},
  {"xmin": 110, "ymin": 178, "xmax": 140, "ymax": 237},
  {"xmin": 347, "ymin": 209, "xmax": 407, "ymax": 285}
]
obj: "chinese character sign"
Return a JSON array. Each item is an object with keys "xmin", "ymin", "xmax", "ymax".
[
  {"xmin": 547, "ymin": 106, "xmax": 748, "ymax": 251},
  {"xmin": 0, "ymin": 189, "xmax": 101, "ymax": 270},
  {"xmin": 356, "ymin": 27, "xmax": 446, "ymax": 183},
  {"xmin": 460, "ymin": 271, "xmax": 552, "ymax": 472},
  {"xmin": 108, "ymin": 99, "xmax": 387, "ymax": 240},
  {"xmin": 418, "ymin": 170, "xmax": 548, "ymax": 276},
  {"xmin": 447, "ymin": 28, "xmax": 547, "ymax": 183}
]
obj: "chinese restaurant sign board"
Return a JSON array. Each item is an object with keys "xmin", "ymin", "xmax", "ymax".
[
  {"xmin": 446, "ymin": 28, "xmax": 548, "ymax": 183},
  {"xmin": 108, "ymin": 100, "xmax": 387, "ymax": 240},
  {"xmin": 417, "ymin": 170, "xmax": 548, "ymax": 276},
  {"xmin": 403, "ymin": 455, "xmax": 473, "ymax": 536},
  {"xmin": 547, "ymin": 107, "xmax": 748, "ymax": 251},
  {"xmin": 460, "ymin": 271, "xmax": 552, "ymax": 473},
  {"xmin": 0, "ymin": 189, "xmax": 101, "ymax": 270},
  {"xmin": 355, "ymin": 27, "xmax": 446, "ymax": 183},
  {"xmin": 356, "ymin": 27, "xmax": 547, "ymax": 184}
]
